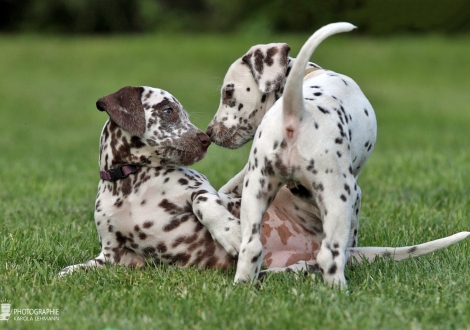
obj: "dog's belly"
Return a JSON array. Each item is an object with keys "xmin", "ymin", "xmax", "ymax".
[{"xmin": 261, "ymin": 187, "xmax": 323, "ymax": 268}]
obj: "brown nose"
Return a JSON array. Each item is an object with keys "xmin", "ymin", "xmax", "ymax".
[{"xmin": 197, "ymin": 132, "xmax": 211, "ymax": 149}]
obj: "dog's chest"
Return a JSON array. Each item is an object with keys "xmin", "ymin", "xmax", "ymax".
[{"xmin": 94, "ymin": 167, "xmax": 206, "ymax": 255}]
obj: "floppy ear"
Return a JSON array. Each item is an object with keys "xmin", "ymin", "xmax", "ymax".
[
  {"xmin": 96, "ymin": 86, "xmax": 145, "ymax": 136},
  {"xmin": 242, "ymin": 43, "xmax": 290, "ymax": 94}
]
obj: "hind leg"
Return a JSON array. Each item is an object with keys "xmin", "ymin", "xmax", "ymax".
[{"xmin": 313, "ymin": 173, "xmax": 358, "ymax": 288}]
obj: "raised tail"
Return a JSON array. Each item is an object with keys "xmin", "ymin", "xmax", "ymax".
[
  {"xmin": 282, "ymin": 22, "xmax": 356, "ymax": 139},
  {"xmin": 347, "ymin": 231, "xmax": 470, "ymax": 264}
]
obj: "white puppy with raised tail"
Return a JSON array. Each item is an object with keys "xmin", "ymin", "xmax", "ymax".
[{"xmin": 219, "ymin": 23, "xmax": 469, "ymax": 288}]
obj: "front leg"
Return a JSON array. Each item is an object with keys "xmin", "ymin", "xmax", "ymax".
[
  {"xmin": 192, "ymin": 190, "xmax": 242, "ymax": 257},
  {"xmin": 234, "ymin": 170, "xmax": 283, "ymax": 283},
  {"xmin": 59, "ymin": 252, "xmax": 108, "ymax": 276},
  {"xmin": 59, "ymin": 248, "xmax": 146, "ymax": 276}
]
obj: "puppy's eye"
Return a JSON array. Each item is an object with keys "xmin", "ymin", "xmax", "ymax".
[
  {"xmin": 225, "ymin": 89, "xmax": 233, "ymax": 98},
  {"xmin": 163, "ymin": 108, "xmax": 173, "ymax": 115}
]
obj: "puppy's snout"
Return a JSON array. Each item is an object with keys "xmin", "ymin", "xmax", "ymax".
[{"xmin": 197, "ymin": 132, "xmax": 211, "ymax": 149}]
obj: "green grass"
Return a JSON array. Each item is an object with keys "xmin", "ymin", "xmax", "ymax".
[{"xmin": 0, "ymin": 32, "xmax": 469, "ymax": 329}]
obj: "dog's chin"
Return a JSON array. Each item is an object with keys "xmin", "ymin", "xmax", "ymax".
[
  {"xmin": 214, "ymin": 139, "xmax": 245, "ymax": 150},
  {"xmin": 207, "ymin": 122, "xmax": 254, "ymax": 149},
  {"xmin": 159, "ymin": 147, "xmax": 207, "ymax": 166},
  {"xmin": 212, "ymin": 131, "xmax": 252, "ymax": 150}
]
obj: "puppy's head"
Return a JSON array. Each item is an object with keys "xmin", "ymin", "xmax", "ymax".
[
  {"xmin": 206, "ymin": 43, "xmax": 290, "ymax": 149},
  {"xmin": 97, "ymin": 86, "xmax": 210, "ymax": 167}
]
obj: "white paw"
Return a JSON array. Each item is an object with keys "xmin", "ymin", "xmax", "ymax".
[
  {"xmin": 58, "ymin": 265, "xmax": 78, "ymax": 277},
  {"xmin": 323, "ymin": 273, "xmax": 347, "ymax": 289},
  {"xmin": 234, "ymin": 263, "xmax": 257, "ymax": 283},
  {"xmin": 211, "ymin": 221, "xmax": 242, "ymax": 258},
  {"xmin": 317, "ymin": 247, "xmax": 347, "ymax": 289},
  {"xmin": 233, "ymin": 238, "xmax": 263, "ymax": 283}
]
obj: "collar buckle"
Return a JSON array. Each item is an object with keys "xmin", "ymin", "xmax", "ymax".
[{"xmin": 100, "ymin": 165, "xmax": 141, "ymax": 181}]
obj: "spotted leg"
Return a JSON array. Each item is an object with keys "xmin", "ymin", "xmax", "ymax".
[
  {"xmin": 234, "ymin": 171, "xmax": 283, "ymax": 283},
  {"xmin": 314, "ymin": 174, "xmax": 357, "ymax": 289},
  {"xmin": 192, "ymin": 190, "xmax": 242, "ymax": 257}
]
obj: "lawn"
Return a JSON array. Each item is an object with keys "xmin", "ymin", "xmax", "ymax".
[{"xmin": 0, "ymin": 31, "xmax": 469, "ymax": 329}]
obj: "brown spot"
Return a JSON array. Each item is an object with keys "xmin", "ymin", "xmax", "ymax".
[
  {"xmin": 157, "ymin": 243, "xmax": 167, "ymax": 253},
  {"xmin": 142, "ymin": 246, "xmax": 156, "ymax": 257},
  {"xmin": 253, "ymin": 49, "xmax": 264, "ymax": 74},
  {"xmin": 159, "ymin": 199, "xmax": 180, "ymax": 215},
  {"xmin": 204, "ymin": 256, "xmax": 217, "ymax": 268},
  {"xmin": 173, "ymin": 253, "xmax": 191, "ymax": 265},
  {"xmin": 408, "ymin": 246, "xmax": 417, "ymax": 254},
  {"xmin": 311, "ymin": 240, "xmax": 321, "ymax": 253},
  {"xmin": 178, "ymin": 178, "xmax": 188, "ymax": 185},
  {"xmin": 261, "ymin": 213, "xmax": 273, "ymax": 246},
  {"xmin": 328, "ymin": 263, "xmax": 337, "ymax": 274},
  {"xmin": 264, "ymin": 252, "xmax": 273, "ymax": 267},
  {"xmin": 163, "ymin": 218, "xmax": 182, "ymax": 232},
  {"xmin": 275, "ymin": 223, "xmax": 293, "ymax": 246},
  {"xmin": 143, "ymin": 221, "xmax": 154, "ymax": 228},
  {"xmin": 286, "ymin": 252, "xmax": 314, "ymax": 266},
  {"xmin": 264, "ymin": 47, "xmax": 278, "ymax": 66}
]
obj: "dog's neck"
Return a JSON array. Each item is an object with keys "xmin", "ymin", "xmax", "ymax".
[{"xmin": 99, "ymin": 120, "xmax": 161, "ymax": 170}]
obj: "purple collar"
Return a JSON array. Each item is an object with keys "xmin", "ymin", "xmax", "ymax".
[{"xmin": 100, "ymin": 165, "xmax": 141, "ymax": 181}]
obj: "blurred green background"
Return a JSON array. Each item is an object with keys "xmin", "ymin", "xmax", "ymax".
[{"xmin": 1, "ymin": 0, "xmax": 470, "ymax": 35}]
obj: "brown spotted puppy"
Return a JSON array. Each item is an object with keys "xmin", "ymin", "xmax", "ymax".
[{"xmin": 60, "ymin": 86, "xmax": 243, "ymax": 275}]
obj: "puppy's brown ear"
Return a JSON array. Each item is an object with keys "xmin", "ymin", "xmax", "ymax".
[
  {"xmin": 96, "ymin": 86, "xmax": 145, "ymax": 136},
  {"xmin": 242, "ymin": 43, "xmax": 290, "ymax": 94}
]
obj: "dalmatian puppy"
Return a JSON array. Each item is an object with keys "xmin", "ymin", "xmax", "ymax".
[
  {"xmin": 60, "ymin": 86, "xmax": 245, "ymax": 274},
  {"xmin": 206, "ymin": 23, "xmax": 469, "ymax": 287}
]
